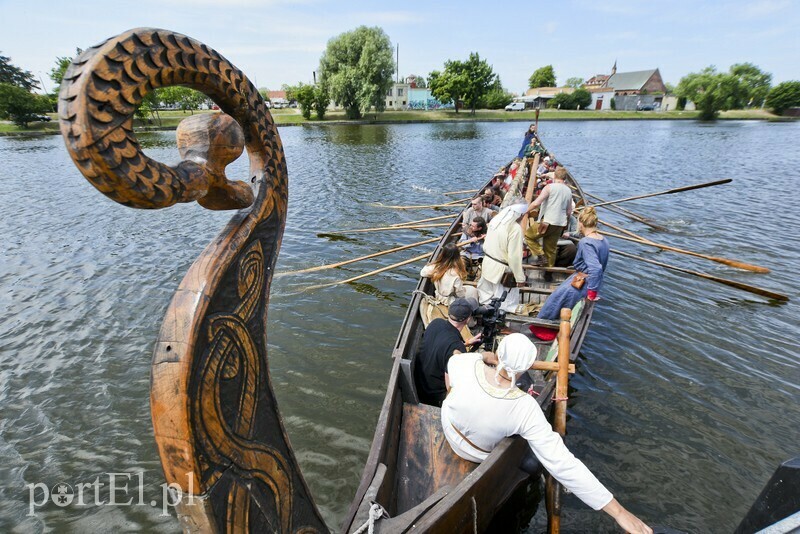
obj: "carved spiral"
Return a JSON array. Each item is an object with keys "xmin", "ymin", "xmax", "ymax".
[
  {"xmin": 58, "ymin": 27, "xmax": 285, "ymax": 210},
  {"xmin": 59, "ymin": 29, "xmax": 327, "ymax": 532}
]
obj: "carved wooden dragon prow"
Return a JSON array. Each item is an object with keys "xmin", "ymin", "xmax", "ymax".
[{"xmin": 59, "ymin": 28, "xmax": 326, "ymax": 533}]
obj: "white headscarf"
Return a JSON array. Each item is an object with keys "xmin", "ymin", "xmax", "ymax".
[
  {"xmin": 488, "ymin": 202, "xmax": 528, "ymax": 230},
  {"xmin": 496, "ymin": 333, "xmax": 537, "ymax": 388}
]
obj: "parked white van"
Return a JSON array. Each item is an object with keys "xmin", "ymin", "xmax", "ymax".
[{"xmin": 505, "ymin": 102, "xmax": 526, "ymax": 111}]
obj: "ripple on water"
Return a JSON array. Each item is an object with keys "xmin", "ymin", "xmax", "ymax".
[{"xmin": 1, "ymin": 122, "xmax": 798, "ymax": 532}]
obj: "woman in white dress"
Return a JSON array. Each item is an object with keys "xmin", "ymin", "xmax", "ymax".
[{"xmin": 420, "ymin": 243, "xmax": 478, "ymax": 305}]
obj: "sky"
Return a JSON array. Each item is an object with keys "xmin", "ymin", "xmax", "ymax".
[{"xmin": 1, "ymin": 0, "xmax": 798, "ymax": 95}]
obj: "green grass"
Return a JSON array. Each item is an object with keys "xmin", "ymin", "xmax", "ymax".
[{"xmin": 0, "ymin": 108, "xmax": 789, "ymax": 135}]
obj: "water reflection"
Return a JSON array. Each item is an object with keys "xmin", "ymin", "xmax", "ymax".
[{"xmin": 0, "ymin": 121, "xmax": 797, "ymax": 533}]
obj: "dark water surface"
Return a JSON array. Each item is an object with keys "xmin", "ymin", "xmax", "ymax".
[{"xmin": 1, "ymin": 120, "xmax": 798, "ymax": 533}]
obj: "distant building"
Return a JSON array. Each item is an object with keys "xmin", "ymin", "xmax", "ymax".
[
  {"xmin": 386, "ymin": 83, "xmax": 410, "ymax": 110},
  {"xmin": 516, "ymin": 87, "xmax": 575, "ymax": 108},
  {"xmin": 587, "ymin": 88, "xmax": 616, "ymax": 110},
  {"xmin": 582, "ymin": 62, "xmax": 669, "ymax": 111},
  {"xmin": 605, "ymin": 68, "xmax": 667, "ymax": 96}
]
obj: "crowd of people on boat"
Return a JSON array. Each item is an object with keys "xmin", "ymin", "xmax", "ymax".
[{"xmin": 414, "ymin": 124, "xmax": 652, "ymax": 533}]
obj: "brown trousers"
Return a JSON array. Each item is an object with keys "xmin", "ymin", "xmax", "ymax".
[{"xmin": 525, "ymin": 222, "xmax": 566, "ymax": 267}]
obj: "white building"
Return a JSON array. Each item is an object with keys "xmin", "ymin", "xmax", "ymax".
[{"xmin": 385, "ymin": 83, "xmax": 410, "ymax": 110}]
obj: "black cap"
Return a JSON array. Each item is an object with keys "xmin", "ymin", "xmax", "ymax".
[{"xmin": 449, "ymin": 297, "xmax": 479, "ymax": 322}]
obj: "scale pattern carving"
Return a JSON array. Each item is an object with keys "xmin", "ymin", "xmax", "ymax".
[{"xmin": 58, "ymin": 28, "xmax": 325, "ymax": 533}]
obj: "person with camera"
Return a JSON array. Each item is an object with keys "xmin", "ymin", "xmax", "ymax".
[
  {"xmin": 441, "ymin": 333, "xmax": 652, "ymax": 534},
  {"xmin": 477, "ymin": 202, "xmax": 529, "ymax": 313},
  {"xmin": 413, "ymin": 297, "xmax": 488, "ymax": 407}
]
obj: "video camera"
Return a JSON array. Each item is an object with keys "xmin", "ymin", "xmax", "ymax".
[{"xmin": 472, "ymin": 290, "xmax": 507, "ymax": 351}]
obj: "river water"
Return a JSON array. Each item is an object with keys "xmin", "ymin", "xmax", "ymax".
[{"xmin": 1, "ymin": 120, "xmax": 798, "ymax": 533}]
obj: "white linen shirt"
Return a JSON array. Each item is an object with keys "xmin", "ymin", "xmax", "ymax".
[{"xmin": 441, "ymin": 352, "xmax": 613, "ymax": 511}]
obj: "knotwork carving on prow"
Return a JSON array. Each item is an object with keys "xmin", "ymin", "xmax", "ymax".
[{"xmin": 59, "ymin": 28, "xmax": 327, "ymax": 533}]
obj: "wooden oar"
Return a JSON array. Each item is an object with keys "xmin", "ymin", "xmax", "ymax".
[
  {"xmin": 304, "ymin": 241, "xmax": 471, "ymax": 291},
  {"xmin": 584, "ymin": 191, "xmax": 667, "ymax": 231},
  {"xmin": 373, "ymin": 200, "xmax": 468, "ymax": 210},
  {"xmin": 611, "ymin": 248, "xmax": 788, "ymax": 301},
  {"xmin": 323, "ymin": 222, "xmax": 457, "ymax": 235},
  {"xmin": 277, "ymin": 237, "xmax": 440, "ymax": 276},
  {"xmin": 389, "ymin": 214, "xmax": 458, "ymax": 227},
  {"xmin": 600, "ymin": 224, "xmax": 770, "ymax": 273},
  {"xmin": 546, "ymin": 307, "xmax": 572, "ymax": 534},
  {"xmin": 587, "ymin": 179, "xmax": 732, "ymax": 209},
  {"xmin": 443, "ymin": 188, "xmax": 478, "ymax": 196}
]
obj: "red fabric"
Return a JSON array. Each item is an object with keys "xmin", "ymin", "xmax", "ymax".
[
  {"xmin": 529, "ymin": 325, "xmax": 557, "ymax": 341},
  {"xmin": 587, "ymin": 290, "xmax": 598, "ymax": 300}
]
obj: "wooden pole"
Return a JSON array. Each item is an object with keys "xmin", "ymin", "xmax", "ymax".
[
  {"xmin": 389, "ymin": 214, "xmax": 458, "ymax": 227},
  {"xmin": 599, "ymin": 224, "xmax": 770, "ymax": 273},
  {"xmin": 610, "ymin": 248, "xmax": 788, "ymax": 301},
  {"xmin": 521, "ymin": 153, "xmax": 541, "ymax": 231},
  {"xmin": 546, "ymin": 307, "xmax": 572, "ymax": 534},
  {"xmin": 277, "ymin": 237, "xmax": 440, "ymax": 276},
  {"xmin": 443, "ymin": 188, "xmax": 479, "ymax": 196},
  {"xmin": 587, "ymin": 179, "xmax": 732, "ymax": 209},
  {"xmin": 372, "ymin": 201, "xmax": 467, "ymax": 210},
  {"xmin": 304, "ymin": 241, "xmax": 471, "ymax": 291},
  {"xmin": 584, "ymin": 191, "xmax": 667, "ymax": 231},
  {"xmin": 323, "ymin": 222, "xmax": 457, "ymax": 235}
]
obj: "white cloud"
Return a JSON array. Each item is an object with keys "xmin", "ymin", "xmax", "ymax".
[
  {"xmin": 741, "ymin": 0, "xmax": 791, "ymax": 17},
  {"xmin": 349, "ymin": 11, "xmax": 426, "ymax": 25}
]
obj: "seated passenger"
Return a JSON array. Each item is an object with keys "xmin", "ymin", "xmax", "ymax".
[
  {"xmin": 441, "ymin": 333, "xmax": 652, "ymax": 534},
  {"xmin": 523, "ymin": 139, "xmax": 545, "ymax": 158},
  {"xmin": 531, "ymin": 207, "xmax": 607, "ymax": 340},
  {"xmin": 459, "ymin": 216, "xmax": 487, "ymax": 260},
  {"xmin": 555, "ymin": 213, "xmax": 580, "ymax": 267},
  {"xmin": 414, "ymin": 297, "xmax": 483, "ymax": 407},
  {"xmin": 462, "ymin": 196, "xmax": 493, "ymax": 229},
  {"xmin": 483, "ymin": 187, "xmax": 502, "ymax": 210},
  {"xmin": 420, "ymin": 243, "xmax": 478, "ymax": 305}
]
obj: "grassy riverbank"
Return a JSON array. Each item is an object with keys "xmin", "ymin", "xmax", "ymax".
[{"xmin": 0, "ymin": 108, "xmax": 789, "ymax": 135}]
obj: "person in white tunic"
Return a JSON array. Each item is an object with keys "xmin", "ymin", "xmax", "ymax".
[
  {"xmin": 420, "ymin": 243, "xmax": 478, "ymax": 305},
  {"xmin": 477, "ymin": 202, "xmax": 528, "ymax": 313},
  {"xmin": 441, "ymin": 334, "xmax": 652, "ymax": 534}
]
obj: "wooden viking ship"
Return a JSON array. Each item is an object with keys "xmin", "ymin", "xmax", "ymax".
[{"xmin": 59, "ymin": 28, "xmax": 597, "ymax": 533}]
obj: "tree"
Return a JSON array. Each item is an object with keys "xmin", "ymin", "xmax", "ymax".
[
  {"xmin": 428, "ymin": 69, "xmax": 464, "ymax": 112},
  {"xmin": 0, "ymin": 83, "xmax": 50, "ymax": 126},
  {"xmin": 564, "ymin": 77, "xmax": 584, "ymax": 89},
  {"xmin": 429, "ymin": 53, "xmax": 497, "ymax": 114},
  {"xmin": 765, "ymin": 81, "xmax": 800, "ymax": 115},
  {"xmin": 676, "ymin": 66, "xmax": 747, "ymax": 120},
  {"xmin": 158, "ymin": 86, "xmax": 208, "ymax": 114},
  {"xmin": 318, "ymin": 26, "xmax": 395, "ymax": 119},
  {"xmin": 0, "ymin": 53, "xmax": 38, "ymax": 91},
  {"xmin": 528, "ymin": 65, "xmax": 556, "ymax": 89},
  {"xmin": 479, "ymin": 77, "xmax": 513, "ymax": 109},
  {"xmin": 572, "ymin": 88, "xmax": 592, "ymax": 109},
  {"xmin": 313, "ymin": 82, "xmax": 329, "ymax": 120},
  {"xmin": 547, "ymin": 89, "xmax": 591, "ymax": 110},
  {"xmin": 729, "ymin": 63, "xmax": 772, "ymax": 107},
  {"xmin": 285, "ymin": 83, "xmax": 315, "ymax": 119},
  {"xmin": 49, "ymin": 49, "xmax": 83, "ymax": 94}
]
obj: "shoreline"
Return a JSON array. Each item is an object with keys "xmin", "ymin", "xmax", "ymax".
[{"xmin": 1, "ymin": 109, "xmax": 794, "ymax": 137}]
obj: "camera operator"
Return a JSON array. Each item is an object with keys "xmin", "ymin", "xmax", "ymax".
[{"xmin": 414, "ymin": 297, "xmax": 496, "ymax": 407}]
